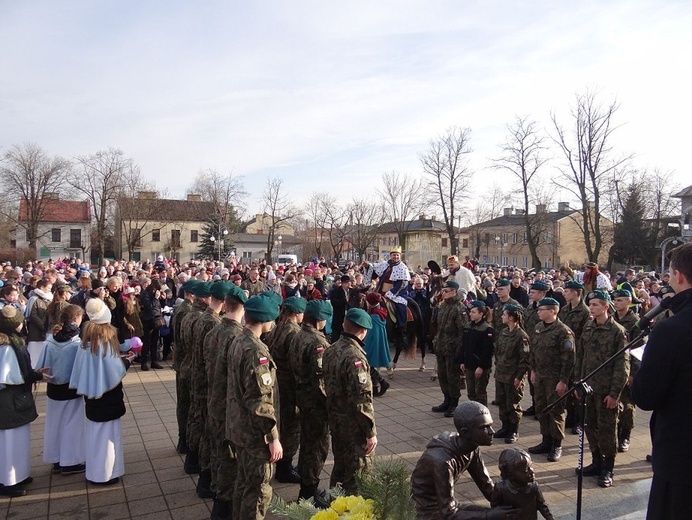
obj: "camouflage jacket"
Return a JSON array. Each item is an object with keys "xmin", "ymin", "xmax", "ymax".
[
  {"xmin": 529, "ymin": 319, "xmax": 575, "ymax": 383},
  {"xmin": 227, "ymin": 328, "xmax": 279, "ymax": 449},
  {"xmin": 206, "ymin": 317, "xmax": 244, "ymax": 423},
  {"xmin": 289, "ymin": 324, "xmax": 330, "ymax": 410},
  {"xmin": 191, "ymin": 307, "xmax": 222, "ymax": 402},
  {"xmin": 241, "ymin": 278, "xmax": 265, "ymax": 296},
  {"xmin": 558, "ymin": 300, "xmax": 591, "ymax": 342},
  {"xmin": 266, "ymin": 319, "xmax": 301, "ymax": 390},
  {"xmin": 494, "ymin": 325, "xmax": 531, "ymax": 383},
  {"xmin": 614, "ymin": 308, "xmax": 640, "ymax": 374},
  {"xmin": 577, "ymin": 316, "xmax": 629, "ymax": 399},
  {"xmin": 492, "ymin": 297, "xmax": 522, "ymax": 336},
  {"xmin": 434, "ymin": 296, "xmax": 468, "ymax": 356},
  {"xmin": 179, "ymin": 300, "xmax": 208, "ymax": 381},
  {"xmin": 523, "ymin": 302, "xmax": 541, "ymax": 340},
  {"xmin": 323, "ymin": 332, "xmax": 376, "ymax": 439}
]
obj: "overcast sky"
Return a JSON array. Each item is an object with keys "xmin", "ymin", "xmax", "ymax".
[{"xmin": 2, "ymin": 1, "xmax": 690, "ymax": 221}]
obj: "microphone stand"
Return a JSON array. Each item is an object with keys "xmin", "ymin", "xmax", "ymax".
[{"xmin": 543, "ymin": 327, "xmax": 649, "ymax": 520}]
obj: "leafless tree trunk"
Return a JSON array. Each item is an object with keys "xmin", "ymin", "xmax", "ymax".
[
  {"xmin": 305, "ymin": 191, "xmax": 334, "ymax": 259},
  {"xmin": 0, "ymin": 143, "xmax": 72, "ymax": 256},
  {"xmin": 551, "ymin": 90, "xmax": 630, "ymax": 263},
  {"xmin": 378, "ymin": 171, "xmax": 424, "ymax": 260},
  {"xmin": 469, "ymin": 184, "xmax": 512, "ymax": 259},
  {"xmin": 420, "ymin": 127, "xmax": 473, "ymax": 255},
  {"xmin": 114, "ymin": 170, "xmax": 162, "ymax": 261},
  {"xmin": 493, "ymin": 116, "xmax": 549, "ymax": 269},
  {"xmin": 261, "ymin": 177, "xmax": 301, "ymax": 263},
  {"xmin": 187, "ymin": 168, "xmax": 247, "ymax": 231},
  {"xmin": 347, "ymin": 197, "xmax": 382, "ymax": 261}
]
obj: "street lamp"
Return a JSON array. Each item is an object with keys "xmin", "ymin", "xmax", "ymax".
[
  {"xmin": 274, "ymin": 234, "xmax": 283, "ymax": 262},
  {"xmin": 209, "ymin": 227, "xmax": 229, "ymax": 262}
]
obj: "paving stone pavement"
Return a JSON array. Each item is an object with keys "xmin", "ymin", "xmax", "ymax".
[{"xmin": 1, "ymin": 353, "xmax": 654, "ymax": 519}]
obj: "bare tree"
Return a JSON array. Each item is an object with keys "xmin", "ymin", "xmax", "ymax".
[
  {"xmin": 551, "ymin": 90, "xmax": 631, "ymax": 262},
  {"xmin": 0, "ymin": 143, "xmax": 72, "ymax": 255},
  {"xmin": 377, "ymin": 171, "xmax": 424, "ymax": 259},
  {"xmin": 346, "ymin": 197, "xmax": 382, "ymax": 261},
  {"xmin": 261, "ymin": 177, "xmax": 301, "ymax": 263},
  {"xmin": 304, "ymin": 191, "xmax": 333, "ymax": 259},
  {"xmin": 73, "ymin": 148, "xmax": 136, "ymax": 263},
  {"xmin": 420, "ymin": 127, "xmax": 474, "ymax": 255},
  {"xmin": 492, "ymin": 116, "xmax": 550, "ymax": 269},
  {"xmin": 187, "ymin": 168, "xmax": 247, "ymax": 231},
  {"xmin": 468, "ymin": 183, "xmax": 512, "ymax": 259}
]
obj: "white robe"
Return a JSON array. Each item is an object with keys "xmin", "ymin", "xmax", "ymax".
[
  {"xmin": 85, "ymin": 418, "xmax": 124, "ymax": 483},
  {"xmin": 43, "ymin": 397, "xmax": 86, "ymax": 466},
  {"xmin": 0, "ymin": 423, "xmax": 30, "ymax": 486}
]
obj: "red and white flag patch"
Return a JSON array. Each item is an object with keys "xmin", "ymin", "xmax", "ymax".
[
  {"xmin": 259, "ymin": 357, "xmax": 269, "ymax": 365},
  {"xmin": 354, "ymin": 360, "xmax": 363, "ymax": 367}
]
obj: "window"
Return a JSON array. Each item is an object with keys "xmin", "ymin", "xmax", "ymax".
[
  {"xmin": 522, "ymin": 232, "xmax": 527, "ymax": 244},
  {"xmin": 171, "ymin": 230, "xmax": 181, "ymax": 249},
  {"xmin": 190, "ymin": 230, "xmax": 199, "ymax": 243},
  {"xmin": 51, "ymin": 228, "xmax": 61, "ymax": 242},
  {"xmin": 512, "ymin": 233, "xmax": 517, "ymax": 244},
  {"xmin": 512, "ymin": 256, "xmax": 517, "ymax": 267},
  {"xmin": 441, "ymin": 237, "xmax": 448, "ymax": 247},
  {"xmin": 152, "ymin": 229, "xmax": 161, "ymax": 242},
  {"xmin": 70, "ymin": 229, "xmax": 81, "ymax": 248},
  {"xmin": 462, "ymin": 238, "xmax": 469, "ymax": 248},
  {"xmin": 522, "ymin": 256, "xmax": 528, "ymax": 268},
  {"xmin": 132, "ymin": 252, "xmax": 141, "ymax": 262},
  {"xmin": 242, "ymin": 251, "xmax": 252, "ymax": 259}
]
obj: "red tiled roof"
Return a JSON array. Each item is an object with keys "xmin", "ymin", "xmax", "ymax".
[{"xmin": 19, "ymin": 198, "xmax": 91, "ymax": 224}]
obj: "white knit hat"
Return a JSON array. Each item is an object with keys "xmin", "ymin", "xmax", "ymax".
[{"xmin": 85, "ymin": 298, "xmax": 112, "ymax": 325}]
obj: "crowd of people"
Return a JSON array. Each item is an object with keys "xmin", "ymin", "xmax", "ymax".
[{"xmin": 0, "ymin": 245, "xmax": 690, "ymax": 519}]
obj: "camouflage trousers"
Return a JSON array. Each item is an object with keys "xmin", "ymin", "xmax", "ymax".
[
  {"xmin": 297, "ymin": 406, "xmax": 329, "ymax": 488},
  {"xmin": 585, "ymin": 392, "xmax": 619, "ymax": 458},
  {"xmin": 496, "ymin": 379, "xmax": 524, "ymax": 425},
  {"xmin": 465, "ymin": 369, "xmax": 491, "ymax": 405},
  {"xmin": 618, "ymin": 385, "xmax": 635, "ymax": 432},
  {"xmin": 233, "ymin": 446, "xmax": 273, "ymax": 520},
  {"xmin": 187, "ymin": 393, "xmax": 209, "ymax": 470},
  {"xmin": 329, "ymin": 416, "xmax": 372, "ymax": 495},
  {"xmin": 436, "ymin": 348, "xmax": 461, "ymax": 399},
  {"xmin": 207, "ymin": 415, "xmax": 237, "ymax": 502},
  {"xmin": 277, "ymin": 377, "xmax": 300, "ymax": 462},
  {"xmin": 176, "ymin": 374, "xmax": 190, "ymax": 442},
  {"xmin": 534, "ymin": 377, "xmax": 566, "ymax": 441}
]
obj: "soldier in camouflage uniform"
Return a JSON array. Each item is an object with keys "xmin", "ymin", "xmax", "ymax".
[
  {"xmin": 528, "ymin": 297, "xmax": 575, "ymax": 462},
  {"xmin": 289, "ymin": 299, "xmax": 333, "ymax": 506},
  {"xmin": 265, "ymin": 296, "xmax": 305, "ymax": 484},
  {"xmin": 172, "ymin": 279, "xmax": 197, "ymax": 454},
  {"xmin": 323, "ymin": 308, "xmax": 377, "ymax": 495},
  {"xmin": 205, "ymin": 284, "xmax": 246, "ymax": 520},
  {"xmin": 179, "ymin": 281, "xmax": 211, "ymax": 475},
  {"xmin": 492, "ymin": 279, "xmax": 522, "ymax": 336},
  {"xmin": 521, "ymin": 281, "xmax": 547, "ymax": 417},
  {"xmin": 493, "ymin": 304, "xmax": 530, "ymax": 444},
  {"xmin": 576, "ymin": 290, "xmax": 629, "ymax": 488},
  {"xmin": 432, "ymin": 281, "xmax": 469, "ymax": 417},
  {"xmin": 612, "ymin": 289, "xmax": 639, "ymax": 453},
  {"xmin": 189, "ymin": 281, "xmax": 227, "ymax": 498},
  {"xmin": 227, "ymin": 295, "xmax": 282, "ymax": 520}
]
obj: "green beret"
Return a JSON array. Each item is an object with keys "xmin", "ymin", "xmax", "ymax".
[
  {"xmin": 496, "ymin": 279, "xmax": 511, "ymax": 287},
  {"xmin": 260, "ymin": 290, "xmax": 283, "ymax": 307},
  {"xmin": 226, "ymin": 284, "xmax": 248, "ymax": 304},
  {"xmin": 191, "ymin": 282, "xmax": 212, "ymax": 297},
  {"xmin": 306, "ymin": 300, "xmax": 333, "ymax": 321},
  {"xmin": 244, "ymin": 295, "xmax": 280, "ymax": 323},
  {"xmin": 564, "ymin": 281, "xmax": 584, "ymax": 291},
  {"xmin": 470, "ymin": 300, "xmax": 486, "ymax": 308},
  {"xmin": 210, "ymin": 281, "xmax": 233, "ymax": 301},
  {"xmin": 444, "ymin": 281, "xmax": 459, "ymax": 290},
  {"xmin": 586, "ymin": 290, "xmax": 611, "ymax": 303},
  {"xmin": 530, "ymin": 281, "xmax": 549, "ymax": 292},
  {"xmin": 503, "ymin": 303, "xmax": 524, "ymax": 313},
  {"xmin": 182, "ymin": 279, "xmax": 198, "ymax": 292},
  {"xmin": 612, "ymin": 289, "xmax": 632, "ymax": 299},
  {"xmin": 283, "ymin": 296, "xmax": 307, "ymax": 314},
  {"xmin": 537, "ymin": 297, "xmax": 560, "ymax": 308},
  {"xmin": 345, "ymin": 308, "xmax": 373, "ymax": 330}
]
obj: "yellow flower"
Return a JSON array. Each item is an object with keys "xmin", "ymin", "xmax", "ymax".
[
  {"xmin": 345, "ymin": 496, "xmax": 364, "ymax": 511},
  {"xmin": 350, "ymin": 498, "xmax": 375, "ymax": 516},
  {"xmin": 330, "ymin": 496, "xmax": 350, "ymax": 515},
  {"xmin": 311, "ymin": 509, "xmax": 338, "ymax": 520}
]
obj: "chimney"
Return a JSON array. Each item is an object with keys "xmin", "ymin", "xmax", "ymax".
[
  {"xmin": 558, "ymin": 202, "xmax": 570, "ymax": 212},
  {"xmin": 137, "ymin": 191, "xmax": 157, "ymax": 199},
  {"xmin": 187, "ymin": 194, "xmax": 202, "ymax": 202},
  {"xmin": 514, "ymin": 209, "xmax": 526, "ymax": 215},
  {"xmin": 419, "ymin": 214, "xmax": 426, "ymax": 220},
  {"xmin": 503, "ymin": 208, "xmax": 512, "ymax": 217},
  {"xmin": 535, "ymin": 204, "xmax": 547, "ymax": 213}
]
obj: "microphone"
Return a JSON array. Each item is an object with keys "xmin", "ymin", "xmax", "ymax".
[{"xmin": 634, "ymin": 297, "xmax": 674, "ymax": 330}]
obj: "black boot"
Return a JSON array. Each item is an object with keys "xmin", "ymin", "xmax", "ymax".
[
  {"xmin": 0, "ymin": 483, "xmax": 26, "ymax": 497},
  {"xmin": 576, "ymin": 450, "xmax": 602, "ymax": 476},
  {"xmin": 598, "ymin": 457, "xmax": 615, "ymax": 488},
  {"xmin": 299, "ymin": 485, "xmax": 330, "ymax": 508},
  {"xmin": 547, "ymin": 439, "xmax": 562, "ymax": 462},
  {"xmin": 493, "ymin": 421, "xmax": 509, "ymax": 439},
  {"xmin": 375, "ymin": 379, "xmax": 390, "ymax": 397},
  {"xmin": 524, "ymin": 405, "xmax": 536, "ymax": 416},
  {"xmin": 184, "ymin": 451, "xmax": 200, "ymax": 475},
  {"xmin": 444, "ymin": 397, "xmax": 459, "ymax": 418},
  {"xmin": 505, "ymin": 423, "xmax": 519, "ymax": 444},
  {"xmin": 151, "ymin": 361, "xmax": 163, "ymax": 369},
  {"xmin": 275, "ymin": 459, "xmax": 301, "ymax": 484},
  {"xmin": 618, "ymin": 427, "xmax": 631, "ymax": 452},
  {"xmin": 196, "ymin": 469, "xmax": 214, "ymax": 499},
  {"xmin": 140, "ymin": 362, "xmax": 150, "ymax": 371},
  {"xmin": 176, "ymin": 432, "xmax": 189, "ymax": 455},
  {"xmin": 432, "ymin": 394, "xmax": 450, "ymax": 413},
  {"xmin": 210, "ymin": 498, "xmax": 232, "ymax": 520},
  {"xmin": 528, "ymin": 435, "xmax": 551, "ymax": 455}
]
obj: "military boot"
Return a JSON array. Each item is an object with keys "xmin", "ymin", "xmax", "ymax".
[
  {"xmin": 210, "ymin": 498, "xmax": 232, "ymax": 520},
  {"xmin": 493, "ymin": 421, "xmax": 509, "ymax": 439},
  {"xmin": 576, "ymin": 450, "xmax": 602, "ymax": 476},
  {"xmin": 444, "ymin": 397, "xmax": 460, "ymax": 418},
  {"xmin": 275, "ymin": 459, "xmax": 301, "ymax": 484},
  {"xmin": 547, "ymin": 439, "xmax": 562, "ymax": 462},
  {"xmin": 432, "ymin": 394, "xmax": 450, "ymax": 413},
  {"xmin": 196, "ymin": 469, "xmax": 214, "ymax": 498},
  {"xmin": 184, "ymin": 450, "xmax": 200, "ymax": 475},
  {"xmin": 505, "ymin": 423, "xmax": 519, "ymax": 444},
  {"xmin": 618, "ymin": 427, "xmax": 632, "ymax": 452},
  {"xmin": 524, "ymin": 405, "xmax": 536, "ymax": 416},
  {"xmin": 598, "ymin": 457, "xmax": 615, "ymax": 488},
  {"xmin": 459, "ymin": 374, "xmax": 467, "ymax": 390},
  {"xmin": 298, "ymin": 485, "xmax": 330, "ymax": 509},
  {"xmin": 176, "ymin": 431, "xmax": 189, "ymax": 455},
  {"xmin": 528, "ymin": 435, "xmax": 551, "ymax": 455}
]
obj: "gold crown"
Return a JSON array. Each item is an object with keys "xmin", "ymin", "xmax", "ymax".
[{"xmin": 390, "ymin": 246, "xmax": 402, "ymax": 254}]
